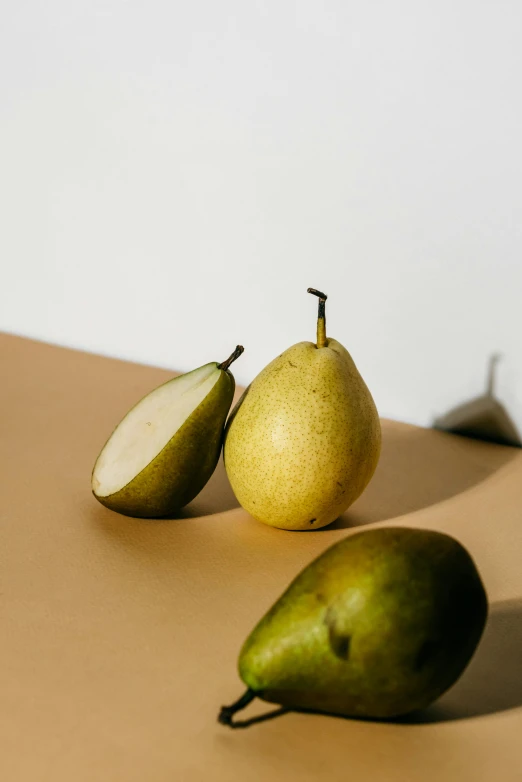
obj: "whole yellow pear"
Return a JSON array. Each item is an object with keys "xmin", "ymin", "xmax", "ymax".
[{"xmin": 224, "ymin": 290, "xmax": 381, "ymax": 530}]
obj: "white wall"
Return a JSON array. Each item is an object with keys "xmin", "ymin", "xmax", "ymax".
[{"xmin": 1, "ymin": 0, "xmax": 521, "ymax": 432}]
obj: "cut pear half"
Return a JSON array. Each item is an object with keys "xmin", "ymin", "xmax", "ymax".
[
  {"xmin": 93, "ymin": 364, "xmax": 220, "ymax": 497},
  {"xmin": 91, "ymin": 347, "xmax": 243, "ymax": 518}
]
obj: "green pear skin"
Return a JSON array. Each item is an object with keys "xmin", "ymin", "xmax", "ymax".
[
  {"xmin": 92, "ymin": 348, "xmax": 242, "ymax": 518},
  {"xmin": 224, "ymin": 335, "xmax": 381, "ymax": 530},
  {"xmin": 231, "ymin": 528, "xmax": 488, "ymax": 721}
]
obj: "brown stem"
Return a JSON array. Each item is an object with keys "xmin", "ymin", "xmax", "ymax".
[
  {"xmin": 307, "ymin": 288, "xmax": 328, "ymax": 348},
  {"xmin": 218, "ymin": 688, "xmax": 257, "ymax": 728},
  {"xmin": 487, "ymin": 354, "xmax": 501, "ymax": 397},
  {"xmin": 218, "ymin": 345, "xmax": 244, "ymax": 372}
]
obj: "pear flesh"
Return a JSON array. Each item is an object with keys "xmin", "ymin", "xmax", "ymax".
[
  {"xmin": 92, "ymin": 356, "xmax": 239, "ymax": 518},
  {"xmin": 224, "ymin": 337, "xmax": 381, "ymax": 530},
  {"xmin": 223, "ymin": 527, "xmax": 488, "ymax": 722}
]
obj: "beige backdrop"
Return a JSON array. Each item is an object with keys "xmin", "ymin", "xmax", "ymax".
[{"xmin": 1, "ymin": 333, "xmax": 521, "ymax": 781}]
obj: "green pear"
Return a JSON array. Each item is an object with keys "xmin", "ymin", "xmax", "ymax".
[
  {"xmin": 224, "ymin": 289, "xmax": 381, "ymax": 530},
  {"xmin": 91, "ymin": 346, "xmax": 243, "ymax": 518},
  {"xmin": 219, "ymin": 527, "xmax": 488, "ymax": 725}
]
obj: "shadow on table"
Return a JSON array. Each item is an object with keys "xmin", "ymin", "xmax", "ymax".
[
  {"xmin": 221, "ymin": 600, "xmax": 522, "ymax": 729},
  {"xmin": 402, "ymin": 598, "xmax": 522, "ymax": 723},
  {"xmin": 91, "ymin": 420, "xmax": 517, "ymax": 524},
  {"xmin": 179, "ymin": 421, "xmax": 516, "ymax": 523},
  {"xmin": 177, "ymin": 456, "xmax": 239, "ymax": 517},
  {"xmin": 332, "ymin": 424, "xmax": 516, "ymax": 530}
]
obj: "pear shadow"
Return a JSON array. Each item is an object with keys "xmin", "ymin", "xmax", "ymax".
[
  {"xmin": 87, "ymin": 454, "xmax": 240, "ymax": 556},
  {"xmin": 174, "ymin": 456, "xmax": 240, "ymax": 518},
  {"xmin": 88, "ymin": 502, "xmax": 187, "ymax": 561},
  {"xmin": 329, "ymin": 422, "xmax": 517, "ymax": 530},
  {"xmin": 175, "ymin": 387, "xmax": 248, "ymax": 518},
  {"xmin": 399, "ymin": 598, "xmax": 522, "ymax": 723},
  {"xmin": 165, "ymin": 386, "xmax": 248, "ymax": 518},
  {"xmin": 92, "ymin": 420, "xmax": 517, "ymax": 531},
  {"xmin": 219, "ymin": 707, "xmax": 290, "ymax": 729},
  {"xmin": 221, "ymin": 600, "xmax": 522, "ymax": 729},
  {"xmin": 433, "ymin": 354, "xmax": 521, "ymax": 448}
]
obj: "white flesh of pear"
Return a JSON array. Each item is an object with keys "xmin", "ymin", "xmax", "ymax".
[{"xmin": 92, "ymin": 363, "xmax": 220, "ymax": 497}]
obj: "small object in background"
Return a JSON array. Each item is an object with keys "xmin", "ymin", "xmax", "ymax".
[
  {"xmin": 434, "ymin": 355, "xmax": 521, "ymax": 448},
  {"xmin": 91, "ymin": 346, "xmax": 244, "ymax": 518},
  {"xmin": 219, "ymin": 526, "xmax": 488, "ymax": 726}
]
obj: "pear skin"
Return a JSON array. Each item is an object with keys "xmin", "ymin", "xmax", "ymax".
[
  {"xmin": 219, "ymin": 527, "xmax": 488, "ymax": 724},
  {"xmin": 92, "ymin": 347, "xmax": 243, "ymax": 518},
  {"xmin": 224, "ymin": 291, "xmax": 381, "ymax": 530}
]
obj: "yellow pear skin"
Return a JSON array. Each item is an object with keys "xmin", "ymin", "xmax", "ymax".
[{"xmin": 224, "ymin": 291, "xmax": 381, "ymax": 530}]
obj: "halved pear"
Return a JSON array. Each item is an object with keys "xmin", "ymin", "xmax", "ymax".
[{"xmin": 92, "ymin": 346, "xmax": 243, "ymax": 518}]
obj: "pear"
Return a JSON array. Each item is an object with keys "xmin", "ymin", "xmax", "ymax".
[
  {"xmin": 219, "ymin": 527, "xmax": 488, "ymax": 725},
  {"xmin": 92, "ymin": 346, "xmax": 243, "ymax": 518},
  {"xmin": 224, "ymin": 289, "xmax": 381, "ymax": 530}
]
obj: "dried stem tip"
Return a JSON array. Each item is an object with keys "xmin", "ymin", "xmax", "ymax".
[
  {"xmin": 307, "ymin": 288, "xmax": 328, "ymax": 301},
  {"xmin": 307, "ymin": 288, "xmax": 328, "ymax": 348}
]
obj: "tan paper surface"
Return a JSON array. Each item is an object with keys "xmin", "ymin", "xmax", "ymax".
[{"xmin": 1, "ymin": 332, "xmax": 521, "ymax": 781}]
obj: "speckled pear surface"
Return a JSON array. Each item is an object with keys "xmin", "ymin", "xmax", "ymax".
[
  {"xmin": 235, "ymin": 527, "xmax": 488, "ymax": 720},
  {"xmin": 224, "ymin": 331, "xmax": 381, "ymax": 530}
]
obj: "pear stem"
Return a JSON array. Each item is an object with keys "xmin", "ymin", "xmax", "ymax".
[
  {"xmin": 307, "ymin": 288, "xmax": 328, "ymax": 348},
  {"xmin": 218, "ymin": 688, "xmax": 257, "ymax": 728},
  {"xmin": 218, "ymin": 345, "xmax": 244, "ymax": 372},
  {"xmin": 487, "ymin": 354, "xmax": 501, "ymax": 398}
]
